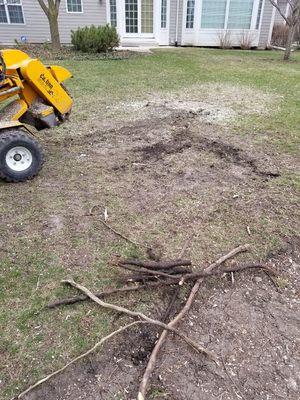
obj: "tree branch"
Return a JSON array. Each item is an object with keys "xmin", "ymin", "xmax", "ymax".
[
  {"xmin": 138, "ymin": 244, "xmax": 250, "ymax": 400},
  {"xmin": 37, "ymin": 0, "xmax": 49, "ymax": 17},
  {"xmin": 15, "ymin": 321, "xmax": 147, "ymax": 399},
  {"xmin": 119, "ymin": 258, "xmax": 192, "ymax": 270},
  {"xmin": 63, "ymin": 279, "xmax": 217, "ymax": 361},
  {"xmin": 269, "ymin": 0, "xmax": 290, "ymax": 24}
]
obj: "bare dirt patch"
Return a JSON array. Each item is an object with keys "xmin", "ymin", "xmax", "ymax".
[
  {"xmin": 2, "ymin": 82, "xmax": 299, "ymax": 400},
  {"xmin": 23, "ymin": 248, "xmax": 300, "ymax": 400}
]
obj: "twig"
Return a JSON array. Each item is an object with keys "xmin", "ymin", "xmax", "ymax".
[
  {"xmin": 231, "ymin": 272, "xmax": 235, "ymax": 284},
  {"xmin": 46, "ymin": 281, "xmax": 174, "ymax": 309},
  {"xmin": 47, "ymin": 261, "xmax": 276, "ymax": 309},
  {"xmin": 63, "ymin": 279, "xmax": 216, "ymax": 360},
  {"xmin": 161, "ymin": 286, "xmax": 181, "ymax": 323},
  {"xmin": 15, "ymin": 321, "xmax": 147, "ymax": 399},
  {"xmin": 117, "ymin": 262, "xmax": 181, "ymax": 280},
  {"xmin": 137, "ymin": 244, "xmax": 250, "ymax": 400},
  {"xmin": 120, "ymin": 259, "xmax": 192, "ymax": 270},
  {"xmin": 178, "ymin": 234, "xmax": 194, "ymax": 259},
  {"xmin": 89, "ymin": 205, "xmax": 149, "ymax": 249}
]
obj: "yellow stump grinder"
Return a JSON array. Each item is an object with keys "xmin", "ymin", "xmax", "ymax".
[{"xmin": 0, "ymin": 49, "xmax": 73, "ymax": 182}]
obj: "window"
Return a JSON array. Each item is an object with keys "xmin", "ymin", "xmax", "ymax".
[
  {"xmin": 227, "ymin": 0, "xmax": 254, "ymax": 29},
  {"xmin": 67, "ymin": 0, "xmax": 83, "ymax": 13},
  {"xmin": 201, "ymin": 0, "xmax": 256, "ymax": 30},
  {"xmin": 186, "ymin": 0, "xmax": 195, "ymax": 29},
  {"xmin": 161, "ymin": 0, "xmax": 167, "ymax": 29},
  {"xmin": 110, "ymin": 0, "xmax": 117, "ymax": 27},
  {"xmin": 0, "ymin": 0, "xmax": 24, "ymax": 24},
  {"xmin": 201, "ymin": 0, "xmax": 227, "ymax": 29}
]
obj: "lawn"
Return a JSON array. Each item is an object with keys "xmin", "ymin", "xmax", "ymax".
[{"xmin": 0, "ymin": 48, "xmax": 299, "ymax": 399}]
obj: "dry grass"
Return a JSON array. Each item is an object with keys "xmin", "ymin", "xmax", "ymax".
[{"xmin": 0, "ymin": 48, "xmax": 299, "ymax": 399}]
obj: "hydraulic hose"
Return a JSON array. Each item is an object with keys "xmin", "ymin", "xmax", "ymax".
[{"xmin": 0, "ymin": 51, "xmax": 7, "ymax": 83}]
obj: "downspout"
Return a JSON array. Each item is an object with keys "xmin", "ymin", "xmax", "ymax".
[{"xmin": 175, "ymin": 0, "xmax": 180, "ymax": 46}]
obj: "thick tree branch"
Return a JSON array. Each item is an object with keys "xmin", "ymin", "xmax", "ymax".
[
  {"xmin": 120, "ymin": 259, "xmax": 192, "ymax": 270},
  {"xmin": 63, "ymin": 279, "xmax": 217, "ymax": 361},
  {"xmin": 137, "ymin": 244, "xmax": 251, "ymax": 400},
  {"xmin": 37, "ymin": 0, "xmax": 49, "ymax": 17}
]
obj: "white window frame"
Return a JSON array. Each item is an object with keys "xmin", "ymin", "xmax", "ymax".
[
  {"xmin": 184, "ymin": 0, "xmax": 261, "ymax": 32},
  {"xmin": 0, "ymin": 0, "xmax": 25, "ymax": 25},
  {"xmin": 66, "ymin": 0, "xmax": 84, "ymax": 14}
]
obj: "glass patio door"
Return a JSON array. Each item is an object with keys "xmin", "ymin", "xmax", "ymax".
[{"xmin": 125, "ymin": 0, "xmax": 154, "ymax": 36}]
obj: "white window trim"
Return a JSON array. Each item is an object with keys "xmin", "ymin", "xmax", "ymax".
[
  {"xmin": 184, "ymin": 0, "xmax": 261, "ymax": 32},
  {"xmin": 257, "ymin": 0, "xmax": 265, "ymax": 32},
  {"xmin": 0, "ymin": 0, "xmax": 25, "ymax": 25},
  {"xmin": 66, "ymin": 0, "xmax": 84, "ymax": 14}
]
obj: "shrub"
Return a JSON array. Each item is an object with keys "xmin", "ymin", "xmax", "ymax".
[
  {"xmin": 271, "ymin": 23, "xmax": 289, "ymax": 47},
  {"xmin": 239, "ymin": 30, "xmax": 255, "ymax": 50},
  {"xmin": 71, "ymin": 24, "xmax": 120, "ymax": 53},
  {"xmin": 218, "ymin": 30, "xmax": 232, "ymax": 49}
]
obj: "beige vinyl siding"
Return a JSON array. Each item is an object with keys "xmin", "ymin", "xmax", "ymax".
[
  {"xmin": 0, "ymin": 0, "xmax": 107, "ymax": 46},
  {"xmin": 258, "ymin": 0, "xmax": 275, "ymax": 48},
  {"xmin": 274, "ymin": 0, "xmax": 287, "ymax": 24},
  {"xmin": 59, "ymin": 0, "xmax": 107, "ymax": 43},
  {"xmin": 169, "ymin": 0, "xmax": 183, "ymax": 45}
]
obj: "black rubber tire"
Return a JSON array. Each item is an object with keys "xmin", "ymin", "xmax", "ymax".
[{"xmin": 0, "ymin": 130, "xmax": 45, "ymax": 183}]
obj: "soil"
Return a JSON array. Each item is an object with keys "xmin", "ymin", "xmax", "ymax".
[
  {"xmin": 23, "ymin": 251, "xmax": 300, "ymax": 400},
  {"xmin": 5, "ymin": 89, "xmax": 299, "ymax": 400}
]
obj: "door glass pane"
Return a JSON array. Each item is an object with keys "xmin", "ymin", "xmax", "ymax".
[
  {"xmin": 141, "ymin": 0, "xmax": 153, "ymax": 33},
  {"xmin": 161, "ymin": 0, "xmax": 167, "ymax": 29},
  {"xmin": 201, "ymin": 0, "xmax": 227, "ymax": 29},
  {"xmin": 227, "ymin": 0, "xmax": 254, "ymax": 29},
  {"xmin": 186, "ymin": 0, "xmax": 195, "ymax": 29},
  {"xmin": 125, "ymin": 0, "xmax": 138, "ymax": 33}
]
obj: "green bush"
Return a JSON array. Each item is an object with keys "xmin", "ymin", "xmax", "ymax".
[{"xmin": 71, "ymin": 24, "xmax": 120, "ymax": 53}]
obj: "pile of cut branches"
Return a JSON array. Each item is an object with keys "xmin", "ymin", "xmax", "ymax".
[{"xmin": 15, "ymin": 240, "xmax": 278, "ymax": 400}]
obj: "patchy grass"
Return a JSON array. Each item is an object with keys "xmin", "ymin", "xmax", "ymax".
[
  {"xmin": 0, "ymin": 48, "xmax": 299, "ymax": 399},
  {"xmin": 59, "ymin": 48, "xmax": 300, "ymax": 151}
]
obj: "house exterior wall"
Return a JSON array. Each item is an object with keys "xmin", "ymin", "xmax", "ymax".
[
  {"xmin": 181, "ymin": 0, "xmax": 266, "ymax": 47},
  {"xmin": 274, "ymin": 0, "xmax": 288, "ymax": 24},
  {"xmin": 258, "ymin": 0, "xmax": 275, "ymax": 47},
  {"xmin": 0, "ymin": 0, "xmax": 107, "ymax": 46},
  {"xmin": 169, "ymin": 0, "xmax": 183, "ymax": 45},
  {"xmin": 0, "ymin": 0, "xmax": 276, "ymax": 48}
]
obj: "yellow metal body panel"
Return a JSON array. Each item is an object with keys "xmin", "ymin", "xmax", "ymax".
[
  {"xmin": 0, "ymin": 49, "xmax": 73, "ymax": 121},
  {"xmin": 20, "ymin": 60, "xmax": 72, "ymax": 115},
  {"xmin": 0, "ymin": 99, "xmax": 28, "ymax": 121},
  {"xmin": 1, "ymin": 49, "xmax": 31, "ymax": 69},
  {"xmin": 12, "ymin": 99, "xmax": 28, "ymax": 120},
  {"xmin": 0, "ymin": 120, "xmax": 35, "ymax": 135},
  {"xmin": 49, "ymin": 66, "xmax": 72, "ymax": 83}
]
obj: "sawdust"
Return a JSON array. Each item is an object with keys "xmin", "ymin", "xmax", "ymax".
[{"xmin": 108, "ymin": 83, "xmax": 280, "ymax": 126}]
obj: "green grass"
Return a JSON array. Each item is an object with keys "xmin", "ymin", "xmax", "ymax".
[{"xmin": 0, "ymin": 48, "xmax": 299, "ymax": 399}]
